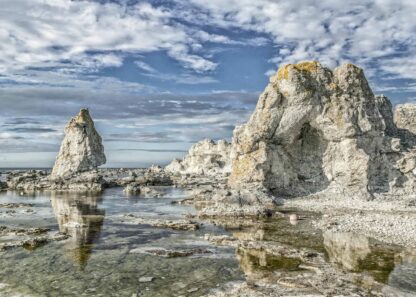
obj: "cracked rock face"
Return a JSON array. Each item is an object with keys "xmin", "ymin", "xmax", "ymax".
[
  {"xmin": 165, "ymin": 139, "xmax": 231, "ymax": 176},
  {"xmin": 228, "ymin": 61, "xmax": 416, "ymax": 197},
  {"xmin": 51, "ymin": 109, "xmax": 106, "ymax": 179}
]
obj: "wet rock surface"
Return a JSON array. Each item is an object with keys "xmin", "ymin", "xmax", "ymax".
[
  {"xmin": 122, "ymin": 214, "xmax": 200, "ymax": 231},
  {"xmin": 130, "ymin": 246, "xmax": 212, "ymax": 258},
  {"xmin": 0, "ymin": 226, "xmax": 69, "ymax": 251}
]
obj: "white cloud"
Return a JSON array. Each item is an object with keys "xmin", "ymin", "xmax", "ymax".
[
  {"xmin": 264, "ymin": 69, "xmax": 276, "ymax": 77},
  {"xmin": 134, "ymin": 60, "xmax": 217, "ymax": 84},
  {"xmin": 0, "ymin": 0, "xmax": 217, "ymax": 75},
  {"xmin": 188, "ymin": 0, "xmax": 416, "ymax": 79},
  {"xmin": 134, "ymin": 61, "xmax": 157, "ymax": 73}
]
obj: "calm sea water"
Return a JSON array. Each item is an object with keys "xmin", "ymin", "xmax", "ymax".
[{"xmin": 0, "ymin": 185, "xmax": 415, "ymax": 296}]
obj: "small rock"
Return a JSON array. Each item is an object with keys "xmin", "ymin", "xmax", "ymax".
[
  {"xmin": 187, "ymin": 287, "xmax": 199, "ymax": 293},
  {"xmin": 138, "ymin": 276, "xmax": 154, "ymax": 283}
]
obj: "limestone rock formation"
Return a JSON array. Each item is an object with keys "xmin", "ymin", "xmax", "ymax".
[
  {"xmin": 165, "ymin": 139, "xmax": 231, "ymax": 176},
  {"xmin": 51, "ymin": 109, "xmax": 106, "ymax": 179},
  {"xmin": 228, "ymin": 61, "xmax": 416, "ymax": 198},
  {"xmin": 395, "ymin": 103, "xmax": 416, "ymax": 134}
]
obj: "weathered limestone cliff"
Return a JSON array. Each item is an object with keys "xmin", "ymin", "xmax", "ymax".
[
  {"xmin": 165, "ymin": 139, "xmax": 231, "ymax": 176},
  {"xmin": 228, "ymin": 61, "xmax": 416, "ymax": 198},
  {"xmin": 51, "ymin": 109, "xmax": 106, "ymax": 179}
]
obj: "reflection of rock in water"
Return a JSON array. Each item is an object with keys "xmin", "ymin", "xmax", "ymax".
[
  {"xmin": 236, "ymin": 247, "xmax": 301, "ymax": 279},
  {"xmin": 51, "ymin": 192, "xmax": 105, "ymax": 268},
  {"xmin": 383, "ymin": 249, "xmax": 416, "ymax": 296},
  {"xmin": 323, "ymin": 231, "xmax": 371, "ymax": 271},
  {"xmin": 323, "ymin": 231, "xmax": 399, "ymax": 284}
]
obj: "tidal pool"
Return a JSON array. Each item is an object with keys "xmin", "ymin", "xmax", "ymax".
[
  {"xmin": 0, "ymin": 187, "xmax": 415, "ymax": 296},
  {"xmin": 0, "ymin": 188, "xmax": 243, "ymax": 297}
]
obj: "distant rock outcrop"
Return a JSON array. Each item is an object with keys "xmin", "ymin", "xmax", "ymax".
[
  {"xmin": 165, "ymin": 139, "xmax": 231, "ymax": 176},
  {"xmin": 228, "ymin": 61, "xmax": 416, "ymax": 198},
  {"xmin": 51, "ymin": 109, "xmax": 106, "ymax": 179}
]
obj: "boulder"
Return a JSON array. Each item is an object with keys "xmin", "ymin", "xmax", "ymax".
[
  {"xmin": 228, "ymin": 61, "xmax": 416, "ymax": 198},
  {"xmin": 51, "ymin": 108, "xmax": 106, "ymax": 179},
  {"xmin": 165, "ymin": 139, "xmax": 231, "ymax": 176}
]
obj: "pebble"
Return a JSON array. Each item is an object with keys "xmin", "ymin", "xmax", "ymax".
[
  {"xmin": 138, "ymin": 276, "xmax": 154, "ymax": 283},
  {"xmin": 187, "ymin": 287, "xmax": 199, "ymax": 293}
]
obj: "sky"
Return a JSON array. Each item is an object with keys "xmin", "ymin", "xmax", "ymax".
[{"xmin": 1, "ymin": 0, "xmax": 416, "ymax": 168}]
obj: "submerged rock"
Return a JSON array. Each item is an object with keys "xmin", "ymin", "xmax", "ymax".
[
  {"xmin": 51, "ymin": 108, "xmax": 106, "ymax": 179},
  {"xmin": 165, "ymin": 139, "xmax": 231, "ymax": 176},
  {"xmin": 129, "ymin": 246, "xmax": 212, "ymax": 258},
  {"xmin": 228, "ymin": 61, "xmax": 416, "ymax": 199},
  {"xmin": 122, "ymin": 214, "xmax": 199, "ymax": 231}
]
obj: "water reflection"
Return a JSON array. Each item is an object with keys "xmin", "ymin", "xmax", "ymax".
[
  {"xmin": 236, "ymin": 247, "xmax": 302, "ymax": 277},
  {"xmin": 323, "ymin": 231, "xmax": 416, "ymax": 294},
  {"xmin": 386, "ymin": 249, "xmax": 416, "ymax": 296},
  {"xmin": 323, "ymin": 231, "xmax": 373, "ymax": 271},
  {"xmin": 217, "ymin": 215, "xmax": 416, "ymax": 295},
  {"xmin": 50, "ymin": 192, "xmax": 105, "ymax": 269}
]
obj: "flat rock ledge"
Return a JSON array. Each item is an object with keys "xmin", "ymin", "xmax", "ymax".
[
  {"xmin": 0, "ymin": 226, "xmax": 69, "ymax": 251},
  {"xmin": 4, "ymin": 166, "xmax": 173, "ymax": 193},
  {"xmin": 122, "ymin": 214, "xmax": 200, "ymax": 231},
  {"xmin": 129, "ymin": 246, "xmax": 212, "ymax": 258}
]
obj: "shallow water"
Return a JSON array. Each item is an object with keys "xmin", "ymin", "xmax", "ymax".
[
  {"xmin": 0, "ymin": 187, "xmax": 415, "ymax": 296},
  {"xmin": 0, "ymin": 188, "xmax": 243, "ymax": 297}
]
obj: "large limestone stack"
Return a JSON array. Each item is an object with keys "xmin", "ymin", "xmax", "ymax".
[
  {"xmin": 165, "ymin": 139, "xmax": 231, "ymax": 176},
  {"xmin": 51, "ymin": 109, "xmax": 106, "ymax": 179},
  {"xmin": 228, "ymin": 61, "xmax": 416, "ymax": 197}
]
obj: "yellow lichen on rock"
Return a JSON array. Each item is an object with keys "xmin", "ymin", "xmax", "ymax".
[
  {"xmin": 276, "ymin": 64, "xmax": 291, "ymax": 80},
  {"xmin": 275, "ymin": 61, "xmax": 320, "ymax": 81},
  {"xmin": 329, "ymin": 82, "xmax": 337, "ymax": 90},
  {"xmin": 293, "ymin": 61, "xmax": 320, "ymax": 73}
]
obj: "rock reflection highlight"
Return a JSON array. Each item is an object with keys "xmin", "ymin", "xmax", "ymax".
[{"xmin": 51, "ymin": 192, "xmax": 105, "ymax": 269}]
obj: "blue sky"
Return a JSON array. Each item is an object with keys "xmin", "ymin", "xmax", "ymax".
[{"xmin": 1, "ymin": 0, "xmax": 416, "ymax": 167}]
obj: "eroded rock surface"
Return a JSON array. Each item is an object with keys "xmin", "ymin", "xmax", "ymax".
[
  {"xmin": 228, "ymin": 62, "xmax": 416, "ymax": 199},
  {"xmin": 166, "ymin": 139, "xmax": 231, "ymax": 176},
  {"xmin": 51, "ymin": 108, "xmax": 106, "ymax": 179},
  {"xmin": 394, "ymin": 104, "xmax": 416, "ymax": 134}
]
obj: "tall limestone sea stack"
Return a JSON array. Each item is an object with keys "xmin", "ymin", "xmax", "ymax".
[
  {"xmin": 51, "ymin": 108, "xmax": 106, "ymax": 179},
  {"xmin": 227, "ymin": 61, "xmax": 416, "ymax": 201}
]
